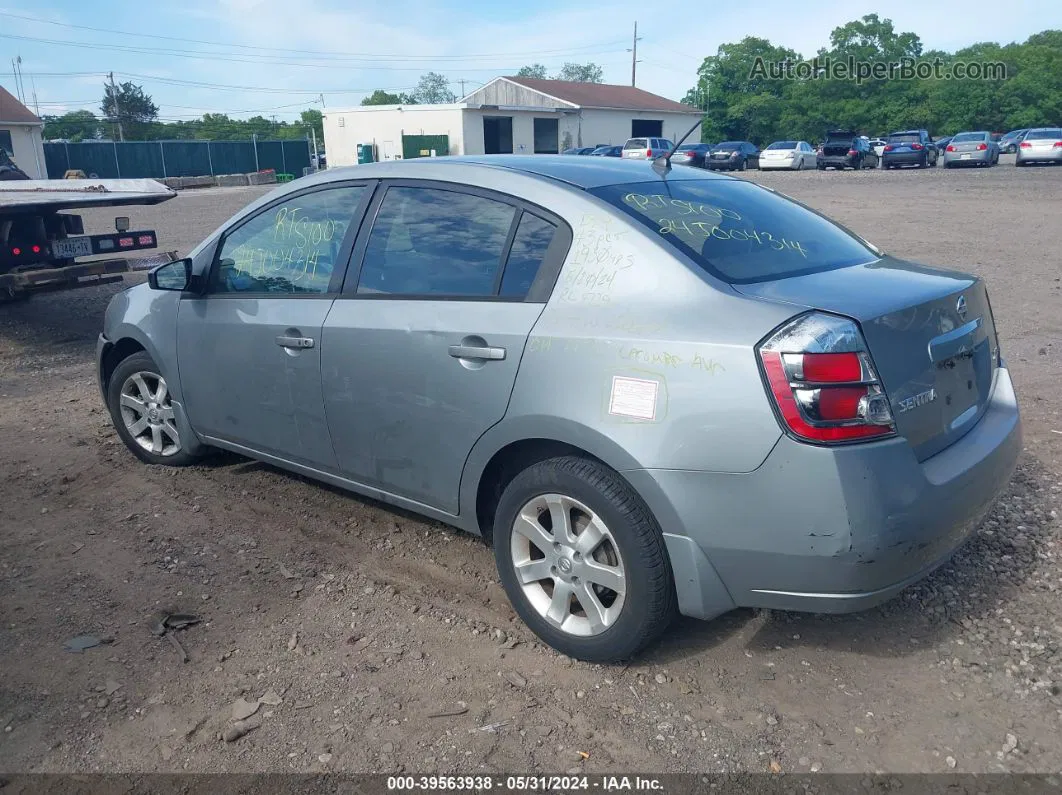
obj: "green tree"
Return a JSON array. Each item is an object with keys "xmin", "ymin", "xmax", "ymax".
[
  {"xmin": 516, "ymin": 64, "xmax": 548, "ymax": 79},
  {"xmin": 42, "ymin": 110, "xmax": 100, "ymax": 142},
  {"xmin": 553, "ymin": 62, "xmax": 604, "ymax": 83},
  {"xmin": 100, "ymin": 81, "xmax": 159, "ymax": 140},
  {"xmin": 410, "ymin": 72, "xmax": 455, "ymax": 104},
  {"xmin": 361, "ymin": 90, "xmax": 415, "ymax": 105}
]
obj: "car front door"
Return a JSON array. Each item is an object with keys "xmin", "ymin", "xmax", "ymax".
[
  {"xmin": 176, "ymin": 182, "xmax": 372, "ymax": 468},
  {"xmin": 321, "ymin": 181, "xmax": 571, "ymax": 514}
]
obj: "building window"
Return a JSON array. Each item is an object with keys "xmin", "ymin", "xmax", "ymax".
[
  {"xmin": 0, "ymin": 130, "xmax": 13, "ymax": 157},
  {"xmin": 533, "ymin": 118, "xmax": 559, "ymax": 154}
]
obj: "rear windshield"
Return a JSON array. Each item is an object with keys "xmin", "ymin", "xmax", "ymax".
[
  {"xmin": 951, "ymin": 133, "xmax": 985, "ymax": 143},
  {"xmin": 825, "ymin": 132, "xmax": 855, "ymax": 142},
  {"xmin": 676, "ymin": 144, "xmax": 704, "ymax": 152},
  {"xmin": 1026, "ymin": 129, "xmax": 1062, "ymax": 140},
  {"xmin": 591, "ymin": 180, "xmax": 877, "ymax": 285},
  {"xmin": 888, "ymin": 132, "xmax": 921, "ymax": 143},
  {"xmin": 713, "ymin": 142, "xmax": 740, "ymax": 151},
  {"xmin": 624, "ymin": 139, "xmax": 647, "ymax": 149},
  {"xmin": 766, "ymin": 141, "xmax": 797, "ymax": 149}
]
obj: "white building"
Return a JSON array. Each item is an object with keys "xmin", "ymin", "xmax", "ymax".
[
  {"xmin": 0, "ymin": 85, "xmax": 47, "ymax": 178},
  {"xmin": 323, "ymin": 76, "xmax": 702, "ymax": 166}
]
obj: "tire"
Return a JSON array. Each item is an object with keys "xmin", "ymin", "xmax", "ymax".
[
  {"xmin": 493, "ymin": 456, "xmax": 677, "ymax": 662},
  {"xmin": 1016, "ymin": 158, "xmax": 1026, "ymax": 167},
  {"xmin": 738, "ymin": 158, "xmax": 747, "ymax": 171},
  {"xmin": 106, "ymin": 351, "xmax": 199, "ymax": 466},
  {"xmin": 794, "ymin": 158, "xmax": 803, "ymax": 171},
  {"xmin": 918, "ymin": 155, "xmax": 927, "ymax": 169}
]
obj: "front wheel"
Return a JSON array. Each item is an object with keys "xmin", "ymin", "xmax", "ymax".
[
  {"xmin": 493, "ymin": 456, "xmax": 677, "ymax": 662},
  {"xmin": 106, "ymin": 351, "xmax": 199, "ymax": 466}
]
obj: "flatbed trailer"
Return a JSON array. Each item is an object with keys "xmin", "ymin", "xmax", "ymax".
[{"xmin": 0, "ymin": 179, "xmax": 177, "ymax": 302}]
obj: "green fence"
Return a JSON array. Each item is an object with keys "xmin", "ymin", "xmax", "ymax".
[{"xmin": 43, "ymin": 139, "xmax": 311, "ymax": 180}]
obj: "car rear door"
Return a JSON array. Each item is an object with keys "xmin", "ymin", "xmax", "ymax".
[
  {"xmin": 176, "ymin": 181, "xmax": 373, "ymax": 468},
  {"xmin": 321, "ymin": 180, "xmax": 572, "ymax": 514}
]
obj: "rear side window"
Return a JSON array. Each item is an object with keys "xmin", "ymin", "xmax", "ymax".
[
  {"xmin": 624, "ymin": 139, "xmax": 647, "ymax": 150},
  {"xmin": 591, "ymin": 179, "xmax": 877, "ymax": 285},
  {"xmin": 1026, "ymin": 129, "xmax": 1062, "ymax": 140},
  {"xmin": 500, "ymin": 214, "xmax": 556, "ymax": 298},
  {"xmin": 357, "ymin": 187, "xmax": 515, "ymax": 297}
]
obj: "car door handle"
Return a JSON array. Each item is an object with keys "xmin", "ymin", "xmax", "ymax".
[
  {"xmin": 448, "ymin": 344, "xmax": 506, "ymax": 361},
  {"xmin": 276, "ymin": 335, "xmax": 315, "ymax": 349}
]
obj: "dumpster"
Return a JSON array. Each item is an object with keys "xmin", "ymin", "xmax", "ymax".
[{"xmin": 357, "ymin": 144, "xmax": 375, "ymax": 164}]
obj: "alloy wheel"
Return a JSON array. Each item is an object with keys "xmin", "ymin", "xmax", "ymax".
[
  {"xmin": 509, "ymin": 493, "xmax": 626, "ymax": 637},
  {"xmin": 119, "ymin": 371, "xmax": 181, "ymax": 456}
]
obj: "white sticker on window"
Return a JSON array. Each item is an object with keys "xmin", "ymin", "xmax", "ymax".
[{"xmin": 608, "ymin": 376, "xmax": 659, "ymax": 421}]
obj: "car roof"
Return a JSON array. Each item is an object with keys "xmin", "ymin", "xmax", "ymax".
[{"xmin": 303, "ymin": 155, "xmax": 732, "ymax": 191}]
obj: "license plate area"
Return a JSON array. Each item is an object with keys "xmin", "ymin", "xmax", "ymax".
[
  {"xmin": 51, "ymin": 236, "xmax": 93, "ymax": 259},
  {"xmin": 935, "ymin": 346, "xmax": 988, "ymax": 429},
  {"xmin": 961, "ymin": 153, "xmax": 971, "ymax": 159}
]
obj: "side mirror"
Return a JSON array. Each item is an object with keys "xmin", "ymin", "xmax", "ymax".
[{"xmin": 148, "ymin": 258, "xmax": 192, "ymax": 292}]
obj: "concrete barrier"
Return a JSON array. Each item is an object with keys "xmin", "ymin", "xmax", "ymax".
[
  {"xmin": 177, "ymin": 176, "xmax": 215, "ymax": 189},
  {"xmin": 215, "ymin": 174, "xmax": 250, "ymax": 187},
  {"xmin": 247, "ymin": 171, "xmax": 278, "ymax": 186}
]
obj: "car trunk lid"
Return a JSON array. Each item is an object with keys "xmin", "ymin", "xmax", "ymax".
[
  {"xmin": 822, "ymin": 139, "xmax": 854, "ymax": 156},
  {"xmin": 736, "ymin": 257, "xmax": 999, "ymax": 461}
]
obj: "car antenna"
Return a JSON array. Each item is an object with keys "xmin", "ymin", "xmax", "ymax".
[{"xmin": 653, "ymin": 118, "xmax": 703, "ymax": 174}]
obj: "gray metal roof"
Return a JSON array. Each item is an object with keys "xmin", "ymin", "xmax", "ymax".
[{"xmin": 323, "ymin": 155, "xmax": 728, "ymax": 190}]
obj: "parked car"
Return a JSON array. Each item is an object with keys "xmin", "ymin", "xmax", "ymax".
[
  {"xmin": 934, "ymin": 136, "xmax": 953, "ymax": 153},
  {"xmin": 589, "ymin": 145, "xmax": 622, "ymax": 157},
  {"xmin": 868, "ymin": 138, "xmax": 887, "ymax": 158},
  {"xmin": 96, "ymin": 156, "xmax": 1022, "ymax": 662},
  {"xmin": 942, "ymin": 131, "xmax": 999, "ymax": 168},
  {"xmin": 672, "ymin": 143, "xmax": 711, "ymax": 168},
  {"xmin": 621, "ymin": 137, "xmax": 675, "ymax": 160},
  {"xmin": 706, "ymin": 141, "xmax": 760, "ymax": 171},
  {"xmin": 759, "ymin": 140, "xmax": 816, "ymax": 170},
  {"xmin": 816, "ymin": 130, "xmax": 877, "ymax": 170},
  {"xmin": 997, "ymin": 129, "xmax": 1028, "ymax": 154},
  {"xmin": 1016, "ymin": 127, "xmax": 1062, "ymax": 166},
  {"xmin": 881, "ymin": 130, "xmax": 938, "ymax": 169},
  {"xmin": 0, "ymin": 150, "xmax": 29, "ymax": 181},
  {"xmin": 562, "ymin": 147, "xmax": 598, "ymax": 156}
]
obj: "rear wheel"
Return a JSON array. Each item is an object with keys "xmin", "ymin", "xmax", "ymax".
[
  {"xmin": 493, "ymin": 456, "xmax": 676, "ymax": 662},
  {"xmin": 738, "ymin": 158, "xmax": 747, "ymax": 171},
  {"xmin": 106, "ymin": 351, "xmax": 199, "ymax": 467}
]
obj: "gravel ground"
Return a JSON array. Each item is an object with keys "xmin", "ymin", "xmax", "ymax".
[{"xmin": 1, "ymin": 161, "xmax": 1060, "ymax": 775}]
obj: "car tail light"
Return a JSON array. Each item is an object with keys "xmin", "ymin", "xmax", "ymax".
[
  {"xmin": 1054, "ymin": 141, "xmax": 1062, "ymax": 148},
  {"xmin": 11, "ymin": 247, "xmax": 21, "ymax": 256},
  {"xmin": 646, "ymin": 149, "xmax": 653, "ymax": 157},
  {"xmin": 911, "ymin": 143, "xmax": 923, "ymax": 150},
  {"xmin": 883, "ymin": 144, "xmax": 894, "ymax": 152},
  {"xmin": 1020, "ymin": 142, "xmax": 1032, "ymax": 148},
  {"xmin": 757, "ymin": 312, "xmax": 895, "ymax": 444},
  {"xmin": 976, "ymin": 143, "xmax": 987, "ymax": 151},
  {"xmin": 946, "ymin": 144, "xmax": 956, "ymax": 152},
  {"xmin": 847, "ymin": 149, "xmax": 858, "ymax": 156}
]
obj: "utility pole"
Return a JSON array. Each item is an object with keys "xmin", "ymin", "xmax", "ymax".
[
  {"xmin": 318, "ymin": 93, "xmax": 326, "ymax": 107},
  {"xmin": 108, "ymin": 72, "xmax": 124, "ymax": 142},
  {"xmin": 457, "ymin": 79, "xmax": 467, "ymax": 97},
  {"xmin": 13, "ymin": 56, "xmax": 26, "ymax": 104},
  {"xmin": 30, "ymin": 74, "xmax": 40, "ymax": 117},
  {"xmin": 629, "ymin": 23, "xmax": 642, "ymax": 87}
]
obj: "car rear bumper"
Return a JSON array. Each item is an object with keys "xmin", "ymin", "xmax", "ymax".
[
  {"xmin": 817, "ymin": 156, "xmax": 858, "ymax": 168},
  {"xmin": 706, "ymin": 159, "xmax": 740, "ymax": 169},
  {"xmin": 944, "ymin": 150, "xmax": 992, "ymax": 165},
  {"xmin": 1016, "ymin": 148, "xmax": 1062, "ymax": 163},
  {"xmin": 759, "ymin": 157, "xmax": 797, "ymax": 169},
  {"xmin": 882, "ymin": 152, "xmax": 928, "ymax": 166},
  {"xmin": 627, "ymin": 366, "xmax": 1022, "ymax": 620}
]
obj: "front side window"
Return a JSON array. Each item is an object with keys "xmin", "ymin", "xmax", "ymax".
[
  {"xmin": 357, "ymin": 186, "xmax": 516, "ymax": 297},
  {"xmin": 592, "ymin": 179, "xmax": 877, "ymax": 284},
  {"xmin": 211, "ymin": 185, "xmax": 365, "ymax": 294}
]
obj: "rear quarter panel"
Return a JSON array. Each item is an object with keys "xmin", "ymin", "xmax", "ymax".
[{"xmin": 464, "ymin": 188, "xmax": 798, "ymax": 497}]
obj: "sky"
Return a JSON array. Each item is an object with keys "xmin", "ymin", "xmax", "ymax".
[{"xmin": 1, "ymin": 0, "xmax": 1058, "ymax": 125}]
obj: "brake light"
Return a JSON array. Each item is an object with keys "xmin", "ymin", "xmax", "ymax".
[
  {"xmin": 646, "ymin": 149, "xmax": 653, "ymax": 158},
  {"xmin": 883, "ymin": 144, "xmax": 894, "ymax": 152},
  {"xmin": 911, "ymin": 143, "xmax": 923, "ymax": 150},
  {"xmin": 976, "ymin": 143, "xmax": 987, "ymax": 151},
  {"xmin": 758, "ymin": 313, "xmax": 895, "ymax": 444},
  {"xmin": 946, "ymin": 145, "xmax": 956, "ymax": 152},
  {"xmin": 1020, "ymin": 142, "xmax": 1032, "ymax": 148},
  {"xmin": 847, "ymin": 149, "xmax": 858, "ymax": 156},
  {"xmin": 1054, "ymin": 142, "xmax": 1062, "ymax": 148},
  {"xmin": 11, "ymin": 247, "xmax": 21, "ymax": 256},
  {"xmin": 32, "ymin": 244, "xmax": 41, "ymax": 254}
]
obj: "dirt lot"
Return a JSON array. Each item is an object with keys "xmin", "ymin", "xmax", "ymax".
[{"xmin": 1, "ymin": 160, "xmax": 1060, "ymax": 776}]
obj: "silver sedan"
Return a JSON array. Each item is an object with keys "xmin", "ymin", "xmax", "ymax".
[
  {"xmin": 759, "ymin": 140, "xmax": 816, "ymax": 170},
  {"xmin": 942, "ymin": 131, "xmax": 999, "ymax": 168},
  {"xmin": 96, "ymin": 156, "xmax": 1022, "ymax": 662},
  {"xmin": 1016, "ymin": 127, "xmax": 1062, "ymax": 166}
]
